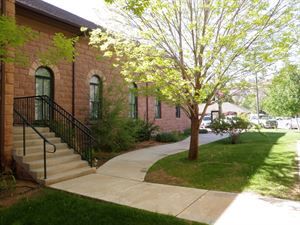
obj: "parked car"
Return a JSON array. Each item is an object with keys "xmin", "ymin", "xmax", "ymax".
[
  {"xmin": 249, "ymin": 114, "xmax": 278, "ymax": 128},
  {"xmin": 258, "ymin": 116, "xmax": 276, "ymax": 128},
  {"xmin": 201, "ymin": 115, "xmax": 211, "ymax": 128},
  {"xmin": 289, "ymin": 118, "xmax": 300, "ymax": 129}
]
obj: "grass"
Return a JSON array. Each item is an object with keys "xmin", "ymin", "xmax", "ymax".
[
  {"xmin": 146, "ymin": 131, "xmax": 300, "ymax": 200},
  {"xmin": 0, "ymin": 188, "xmax": 205, "ymax": 225}
]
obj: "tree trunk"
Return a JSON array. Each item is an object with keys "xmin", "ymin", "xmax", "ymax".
[{"xmin": 188, "ymin": 117, "xmax": 200, "ymax": 160}]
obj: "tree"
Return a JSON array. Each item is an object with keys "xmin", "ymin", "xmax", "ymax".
[
  {"xmin": 263, "ymin": 65, "xmax": 300, "ymax": 118},
  {"xmin": 104, "ymin": 0, "xmax": 149, "ymax": 16},
  {"xmin": 0, "ymin": 16, "xmax": 77, "ymax": 65},
  {"xmin": 91, "ymin": 0, "xmax": 296, "ymax": 160}
]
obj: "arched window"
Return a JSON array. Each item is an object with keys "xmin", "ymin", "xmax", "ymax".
[
  {"xmin": 35, "ymin": 67, "xmax": 53, "ymax": 98},
  {"xmin": 89, "ymin": 75, "xmax": 102, "ymax": 120},
  {"xmin": 129, "ymin": 83, "xmax": 138, "ymax": 119},
  {"xmin": 35, "ymin": 67, "xmax": 54, "ymax": 121}
]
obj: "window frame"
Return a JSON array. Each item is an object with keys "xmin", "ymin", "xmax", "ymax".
[
  {"xmin": 155, "ymin": 98, "xmax": 162, "ymax": 119},
  {"xmin": 89, "ymin": 75, "xmax": 102, "ymax": 120},
  {"xmin": 128, "ymin": 83, "xmax": 138, "ymax": 119},
  {"xmin": 35, "ymin": 67, "xmax": 54, "ymax": 99},
  {"xmin": 175, "ymin": 105, "xmax": 181, "ymax": 118}
]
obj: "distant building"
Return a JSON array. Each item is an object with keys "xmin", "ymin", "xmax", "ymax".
[{"xmin": 199, "ymin": 102, "xmax": 251, "ymax": 116}]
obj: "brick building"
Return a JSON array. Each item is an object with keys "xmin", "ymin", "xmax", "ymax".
[{"xmin": 0, "ymin": 0, "xmax": 190, "ymax": 177}]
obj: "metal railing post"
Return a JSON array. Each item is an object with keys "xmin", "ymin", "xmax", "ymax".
[
  {"xmin": 44, "ymin": 140, "xmax": 47, "ymax": 179},
  {"xmin": 23, "ymin": 122, "xmax": 26, "ymax": 156}
]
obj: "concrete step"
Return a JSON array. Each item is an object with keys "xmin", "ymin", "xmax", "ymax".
[
  {"xmin": 14, "ymin": 143, "xmax": 68, "ymax": 155},
  {"xmin": 44, "ymin": 167, "xmax": 95, "ymax": 185},
  {"xmin": 33, "ymin": 160, "xmax": 88, "ymax": 179},
  {"xmin": 27, "ymin": 154, "xmax": 81, "ymax": 170},
  {"xmin": 13, "ymin": 126, "xmax": 96, "ymax": 185},
  {"xmin": 13, "ymin": 127, "xmax": 50, "ymax": 134},
  {"xmin": 13, "ymin": 137, "xmax": 62, "ymax": 148},
  {"xmin": 20, "ymin": 149, "xmax": 73, "ymax": 162},
  {"xmin": 13, "ymin": 132, "xmax": 56, "ymax": 141}
]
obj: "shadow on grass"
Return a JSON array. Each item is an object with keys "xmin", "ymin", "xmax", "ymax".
[{"xmin": 147, "ymin": 131, "xmax": 300, "ymax": 200}]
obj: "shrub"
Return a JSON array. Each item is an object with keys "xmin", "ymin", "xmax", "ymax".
[
  {"xmin": 0, "ymin": 169, "xmax": 16, "ymax": 193},
  {"xmin": 91, "ymin": 84, "xmax": 138, "ymax": 152},
  {"xmin": 155, "ymin": 131, "xmax": 188, "ymax": 143},
  {"xmin": 92, "ymin": 106, "xmax": 137, "ymax": 152},
  {"xmin": 130, "ymin": 119, "xmax": 159, "ymax": 141},
  {"xmin": 210, "ymin": 117, "xmax": 252, "ymax": 144},
  {"xmin": 183, "ymin": 128, "xmax": 191, "ymax": 135},
  {"xmin": 199, "ymin": 128, "xmax": 209, "ymax": 134}
]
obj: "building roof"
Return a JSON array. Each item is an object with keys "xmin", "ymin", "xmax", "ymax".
[
  {"xmin": 199, "ymin": 102, "xmax": 251, "ymax": 115},
  {"xmin": 16, "ymin": 0, "xmax": 99, "ymax": 29}
]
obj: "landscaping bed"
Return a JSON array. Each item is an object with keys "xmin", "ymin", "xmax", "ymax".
[
  {"xmin": 0, "ymin": 188, "xmax": 205, "ymax": 225},
  {"xmin": 146, "ymin": 131, "xmax": 300, "ymax": 200}
]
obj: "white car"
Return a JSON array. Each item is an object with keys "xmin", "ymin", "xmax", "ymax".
[
  {"xmin": 201, "ymin": 116, "xmax": 211, "ymax": 128},
  {"xmin": 290, "ymin": 118, "xmax": 300, "ymax": 129}
]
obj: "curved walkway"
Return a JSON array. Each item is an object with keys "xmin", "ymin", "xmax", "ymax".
[
  {"xmin": 97, "ymin": 133, "xmax": 225, "ymax": 181},
  {"xmin": 50, "ymin": 133, "xmax": 300, "ymax": 225}
]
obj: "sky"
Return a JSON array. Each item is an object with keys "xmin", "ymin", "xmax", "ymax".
[{"xmin": 43, "ymin": 0, "xmax": 109, "ymax": 25}]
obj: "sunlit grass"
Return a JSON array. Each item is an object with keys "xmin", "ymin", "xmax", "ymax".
[{"xmin": 146, "ymin": 131, "xmax": 300, "ymax": 200}]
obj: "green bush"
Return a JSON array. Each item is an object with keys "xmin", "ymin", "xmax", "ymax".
[
  {"xmin": 155, "ymin": 131, "xmax": 188, "ymax": 143},
  {"xmin": 183, "ymin": 128, "xmax": 191, "ymax": 135},
  {"xmin": 92, "ymin": 108, "xmax": 137, "ymax": 152},
  {"xmin": 91, "ymin": 84, "xmax": 138, "ymax": 152},
  {"xmin": 129, "ymin": 119, "xmax": 159, "ymax": 141},
  {"xmin": 0, "ymin": 169, "xmax": 16, "ymax": 193},
  {"xmin": 199, "ymin": 129, "xmax": 209, "ymax": 134},
  {"xmin": 210, "ymin": 117, "xmax": 252, "ymax": 144}
]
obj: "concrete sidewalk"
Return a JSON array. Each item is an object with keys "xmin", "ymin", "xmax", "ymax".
[
  {"xmin": 50, "ymin": 133, "xmax": 300, "ymax": 225},
  {"xmin": 97, "ymin": 133, "xmax": 226, "ymax": 181}
]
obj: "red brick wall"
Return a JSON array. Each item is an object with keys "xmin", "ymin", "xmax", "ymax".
[
  {"xmin": 1, "ymin": 0, "xmax": 15, "ymax": 167},
  {"xmin": 138, "ymin": 96, "xmax": 190, "ymax": 132},
  {"xmin": 14, "ymin": 10, "xmax": 190, "ymax": 133}
]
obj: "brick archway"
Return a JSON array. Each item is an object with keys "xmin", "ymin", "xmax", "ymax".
[
  {"xmin": 87, "ymin": 69, "xmax": 106, "ymax": 85},
  {"xmin": 28, "ymin": 60, "xmax": 61, "ymax": 81}
]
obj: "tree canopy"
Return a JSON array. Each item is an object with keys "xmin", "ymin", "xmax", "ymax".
[
  {"xmin": 0, "ymin": 16, "xmax": 77, "ymax": 66},
  {"xmin": 263, "ymin": 65, "xmax": 300, "ymax": 117},
  {"xmin": 92, "ymin": 0, "xmax": 297, "ymax": 159}
]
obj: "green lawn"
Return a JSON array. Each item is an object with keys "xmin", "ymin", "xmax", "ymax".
[
  {"xmin": 146, "ymin": 131, "xmax": 300, "ymax": 200},
  {"xmin": 0, "ymin": 189, "xmax": 205, "ymax": 225}
]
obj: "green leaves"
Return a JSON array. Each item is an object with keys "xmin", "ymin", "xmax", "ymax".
[
  {"xmin": 39, "ymin": 33, "xmax": 78, "ymax": 66},
  {"xmin": 0, "ymin": 16, "xmax": 37, "ymax": 64},
  {"xmin": 263, "ymin": 64, "xmax": 300, "ymax": 117},
  {"xmin": 92, "ymin": 0, "xmax": 295, "ymax": 119},
  {"xmin": 0, "ymin": 16, "xmax": 78, "ymax": 66},
  {"xmin": 104, "ymin": 0, "xmax": 149, "ymax": 16}
]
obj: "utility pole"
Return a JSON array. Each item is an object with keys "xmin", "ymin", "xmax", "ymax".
[{"xmin": 255, "ymin": 72, "xmax": 260, "ymax": 124}]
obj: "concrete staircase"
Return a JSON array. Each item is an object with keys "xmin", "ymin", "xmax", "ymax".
[{"xmin": 13, "ymin": 126, "xmax": 95, "ymax": 185}]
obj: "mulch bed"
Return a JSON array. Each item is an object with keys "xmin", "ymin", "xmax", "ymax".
[{"xmin": 0, "ymin": 179, "xmax": 41, "ymax": 208}]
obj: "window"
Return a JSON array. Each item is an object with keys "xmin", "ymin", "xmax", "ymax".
[
  {"xmin": 129, "ymin": 83, "xmax": 138, "ymax": 119},
  {"xmin": 175, "ymin": 105, "xmax": 181, "ymax": 118},
  {"xmin": 35, "ymin": 67, "xmax": 53, "ymax": 98},
  {"xmin": 35, "ymin": 67, "xmax": 53, "ymax": 121},
  {"xmin": 89, "ymin": 75, "xmax": 102, "ymax": 120},
  {"xmin": 155, "ymin": 98, "xmax": 161, "ymax": 119}
]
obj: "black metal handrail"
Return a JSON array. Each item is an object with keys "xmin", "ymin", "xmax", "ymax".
[
  {"xmin": 14, "ymin": 95, "xmax": 98, "ymax": 166},
  {"xmin": 13, "ymin": 108, "xmax": 56, "ymax": 179}
]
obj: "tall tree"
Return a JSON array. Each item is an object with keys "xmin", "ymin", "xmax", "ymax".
[
  {"xmin": 92, "ymin": 0, "xmax": 296, "ymax": 160},
  {"xmin": 263, "ymin": 64, "xmax": 300, "ymax": 118}
]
